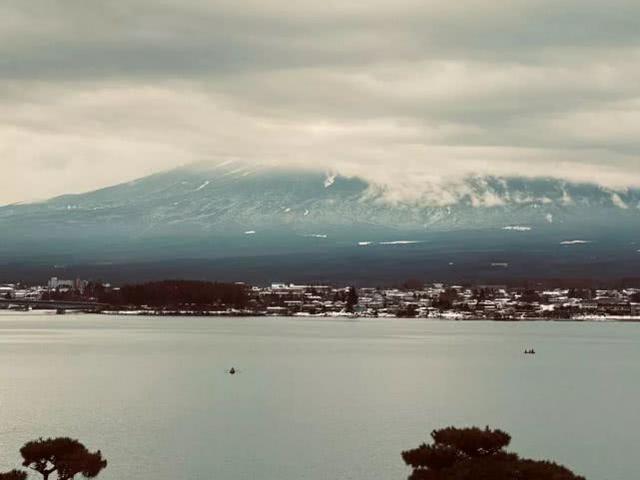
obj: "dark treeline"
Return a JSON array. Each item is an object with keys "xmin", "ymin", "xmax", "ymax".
[
  {"xmin": 98, "ymin": 280, "xmax": 248, "ymax": 308},
  {"xmin": 402, "ymin": 426, "xmax": 584, "ymax": 480},
  {"xmin": 44, "ymin": 280, "xmax": 248, "ymax": 308},
  {"xmin": 0, "ymin": 426, "xmax": 585, "ymax": 479},
  {"xmin": 1, "ymin": 437, "xmax": 106, "ymax": 480}
]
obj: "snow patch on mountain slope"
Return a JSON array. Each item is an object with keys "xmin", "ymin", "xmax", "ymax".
[
  {"xmin": 195, "ymin": 181, "xmax": 210, "ymax": 191},
  {"xmin": 611, "ymin": 193, "xmax": 629, "ymax": 209},
  {"xmin": 561, "ymin": 189, "xmax": 574, "ymax": 205},
  {"xmin": 379, "ymin": 240, "xmax": 423, "ymax": 245},
  {"xmin": 503, "ymin": 226, "xmax": 532, "ymax": 231},
  {"xmin": 324, "ymin": 174, "xmax": 336, "ymax": 188},
  {"xmin": 357, "ymin": 240, "xmax": 422, "ymax": 246}
]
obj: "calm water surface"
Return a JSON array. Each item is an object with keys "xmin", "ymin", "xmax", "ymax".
[{"xmin": 1, "ymin": 314, "xmax": 638, "ymax": 479}]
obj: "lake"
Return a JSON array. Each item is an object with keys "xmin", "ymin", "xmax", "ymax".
[{"xmin": 0, "ymin": 314, "xmax": 638, "ymax": 479}]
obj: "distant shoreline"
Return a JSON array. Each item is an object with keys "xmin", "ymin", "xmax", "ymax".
[
  {"xmin": 105, "ymin": 312, "xmax": 640, "ymax": 322},
  {"xmin": 2, "ymin": 309, "xmax": 640, "ymax": 322}
]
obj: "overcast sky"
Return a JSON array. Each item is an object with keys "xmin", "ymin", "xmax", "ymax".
[{"xmin": 2, "ymin": 0, "xmax": 640, "ymax": 205}]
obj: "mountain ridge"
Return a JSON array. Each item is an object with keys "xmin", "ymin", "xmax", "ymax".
[
  {"xmin": 4, "ymin": 161, "xmax": 640, "ymax": 230},
  {"xmin": 2, "ymin": 162, "xmax": 639, "ymax": 283}
]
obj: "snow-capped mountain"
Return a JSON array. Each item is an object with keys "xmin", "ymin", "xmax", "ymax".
[{"xmin": 2, "ymin": 161, "xmax": 639, "ymax": 284}]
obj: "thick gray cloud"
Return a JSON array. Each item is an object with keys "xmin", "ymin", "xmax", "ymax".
[{"xmin": 2, "ymin": 0, "xmax": 640, "ymax": 204}]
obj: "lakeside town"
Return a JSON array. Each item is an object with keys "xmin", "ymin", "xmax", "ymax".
[{"xmin": 2, "ymin": 276, "xmax": 640, "ymax": 320}]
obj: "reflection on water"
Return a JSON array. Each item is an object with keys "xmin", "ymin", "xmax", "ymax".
[{"xmin": 0, "ymin": 314, "xmax": 638, "ymax": 479}]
